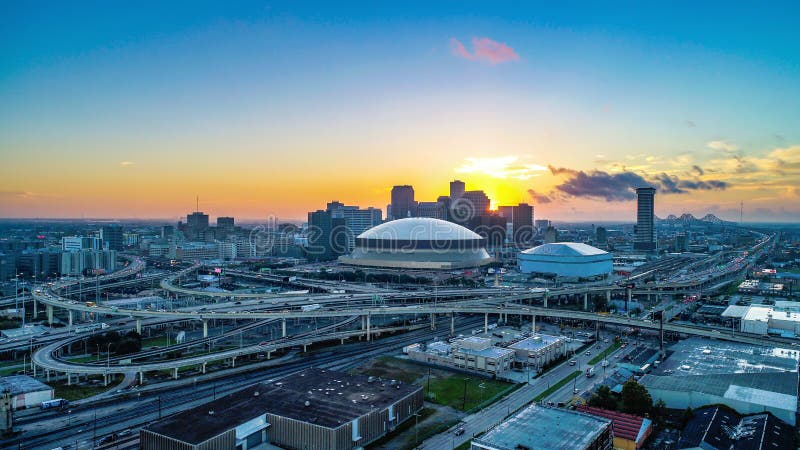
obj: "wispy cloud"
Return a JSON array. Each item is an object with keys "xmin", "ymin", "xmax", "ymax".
[
  {"xmin": 707, "ymin": 140, "xmax": 738, "ymax": 153},
  {"xmin": 449, "ymin": 37, "xmax": 520, "ymax": 64},
  {"xmin": 119, "ymin": 161, "xmax": 135, "ymax": 166},
  {"xmin": 456, "ymin": 156, "xmax": 546, "ymax": 179}
]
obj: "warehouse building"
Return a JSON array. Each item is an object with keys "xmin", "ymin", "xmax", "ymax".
[
  {"xmin": 141, "ymin": 368, "xmax": 423, "ymax": 450},
  {"xmin": 722, "ymin": 303, "xmax": 800, "ymax": 337},
  {"xmin": 507, "ymin": 333, "xmax": 568, "ymax": 370},
  {"xmin": 640, "ymin": 337, "xmax": 799, "ymax": 425},
  {"xmin": 0, "ymin": 375, "xmax": 54, "ymax": 410},
  {"xmin": 518, "ymin": 243, "xmax": 613, "ymax": 279},
  {"xmin": 471, "ymin": 404, "xmax": 613, "ymax": 450},
  {"xmin": 677, "ymin": 406, "xmax": 793, "ymax": 450},
  {"xmin": 404, "ymin": 336, "xmax": 515, "ymax": 375}
]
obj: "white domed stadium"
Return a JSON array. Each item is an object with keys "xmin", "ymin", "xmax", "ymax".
[
  {"xmin": 339, "ymin": 218, "xmax": 493, "ymax": 269},
  {"xmin": 518, "ymin": 243, "xmax": 612, "ymax": 278}
]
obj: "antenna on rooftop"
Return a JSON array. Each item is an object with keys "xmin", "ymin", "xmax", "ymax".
[
  {"xmin": 740, "ymin": 201, "xmax": 743, "ymax": 225},
  {"xmin": 196, "ymin": 195, "xmax": 199, "ymax": 212}
]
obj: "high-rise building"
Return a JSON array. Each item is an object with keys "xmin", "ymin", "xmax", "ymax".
[
  {"xmin": 633, "ymin": 187, "xmax": 656, "ymax": 251},
  {"xmin": 101, "ymin": 225, "xmax": 124, "ymax": 251},
  {"xmin": 449, "ymin": 180, "xmax": 465, "ymax": 199},
  {"xmin": 390, "ymin": 185, "xmax": 416, "ymax": 220},
  {"xmin": 498, "ymin": 203, "xmax": 534, "ymax": 245},
  {"xmin": 596, "ymin": 226, "xmax": 608, "ymax": 245},
  {"xmin": 544, "ymin": 226, "xmax": 559, "ymax": 244},
  {"xmin": 62, "ymin": 236, "xmax": 102, "ymax": 252},
  {"xmin": 161, "ymin": 225, "xmax": 175, "ymax": 240},
  {"xmin": 417, "ymin": 201, "xmax": 447, "ymax": 220},
  {"xmin": 676, "ymin": 233, "xmax": 688, "ymax": 252},
  {"xmin": 186, "ymin": 211, "xmax": 210, "ymax": 240},
  {"xmin": 534, "ymin": 219, "xmax": 551, "ymax": 233},
  {"xmin": 326, "ymin": 201, "xmax": 382, "ymax": 251},
  {"xmin": 453, "ymin": 190, "xmax": 490, "ymax": 223},
  {"xmin": 216, "ymin": 216, "xmax": 235, "ymax": 238},
  {"xmin": 307, "ymin": 210, "xmax": 348, "ymax": 261}
]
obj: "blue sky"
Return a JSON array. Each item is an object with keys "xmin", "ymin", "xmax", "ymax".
[{"xmin": 1, "ymin": 1, "xmax": 799, "ymax": 220}]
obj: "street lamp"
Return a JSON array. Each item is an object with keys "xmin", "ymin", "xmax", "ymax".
[{"xmin": 106, "ymin": 342, "xmax": 114, "ymax": 369}]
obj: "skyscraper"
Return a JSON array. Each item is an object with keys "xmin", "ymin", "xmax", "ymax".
[
  {"xmin": 498, "ymin": 203, "xmax": 534, "ymax": 245},
  {"xmin": 186, "ymin": 211, "xmax": 209, "ymax": 240},
  {"xmin": 101, "ymin": 225, "xmax": 124, "ymax": 251},
  {"xmin": 633, "ymin": 187, "xmax": 656, "ymax": 251},
  {"xmin": 216, "ymin": 216, "xmax": 235, "ymax": 238},
  {"xmin": 326, "ymin": 201, "xmax": 382, "ymax": 251},
  {"xmin": 417, "ymin": 201, "xmax": 447, "ymax": 220},
  {"xmin": 449, "ymin": 180, "xmax": 465, "ymax": 199},
  {"xmin": 390, "ymin": 185, "xmax": 416, "ymax": 220},
  {"xmin": 307, "ymin": 210, "xmax": 348, "ymax": 261}
]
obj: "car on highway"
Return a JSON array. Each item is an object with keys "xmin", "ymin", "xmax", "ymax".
[{"xmin": 454, "ymin": 427, "xmax": 465, "ymax": 436}]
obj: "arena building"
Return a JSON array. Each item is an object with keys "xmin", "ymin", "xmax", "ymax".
[
  {"xmin": 338, "ymin": 217, "xmax": 493, "ymax": 269},
  {"xmin": 517, "ymin": 243, "xmax": 613, "ymax": 279}
]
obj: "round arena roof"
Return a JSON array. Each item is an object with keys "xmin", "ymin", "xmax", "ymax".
[
  {"xmin": 357, "ymin": 217, "xmax": 482, "ymax": 241},
  {"xmin": 520, "ymin": 242, "xmax": 609, "ymax": 257}
]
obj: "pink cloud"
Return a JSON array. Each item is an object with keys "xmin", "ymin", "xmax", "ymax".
[{"xmin": 449, "ymin": 37, "xmax": 520, "ymax": 64}]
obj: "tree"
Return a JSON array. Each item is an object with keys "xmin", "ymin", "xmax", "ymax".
[
  {"xmin": 587, "ymin": 385, "xmax": 618, "ymax": 411},
  {"xmin": 620, "ymin": 381, "xmax": 652, "ymax": 416},
  {"xmin": 652, "ymin": 399, "xmax": 668, "ymax": 425}
]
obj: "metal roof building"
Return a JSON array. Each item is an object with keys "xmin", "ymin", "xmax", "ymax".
[
  {"xmin": 0, "ymin": 375, "xmax": 54, "ymax": 410},
  {"xmin": 577, "ymin": 405, "xmax": 653, "ymax": 450},
  {"xmin": 677, "ymin": 406, "xmax": 794, "ymax": 450},
  {"xmin": 141, "ymin": 368, "xmax": 423, "ymax": 450},
  {"xmin": 471, "ymin": 404, "xmax": 613, "ymax": 450},
  {"xmin": 518, "ymin": 243, "xmax": 613, "ymax": 278},
  {"xmin": 640, "ymin": 337, "xmax": 800, "ymax": 425}
]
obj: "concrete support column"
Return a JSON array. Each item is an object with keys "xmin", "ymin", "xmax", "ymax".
[
  {"xmin": 33, "ymin": 298, "xmax": 38, "ymax": 317},
  {"xmin": 46, "ymin": 369, "xmax": 50, "ymax": 382},
  {"xmin": 282, "ymin": 319, "xmax": 287, "ymax": 338},
  {"xmin": 201, "ymin": 363, "xmax": 207, "ymax": 374},
  {"xmin": 361, "ymin": 315, "xmax": 365, "ymax": 330},
  {"xmin": 231, "ymin": 356, "xmax": 236, "ymax": 368},
  {"xmin": 430, "ymin": 313, "xmax": 435, "ymax": 330},
  {"xmin": 543, "ymin": 293, "xmax": 548, "ymax": 308},
  {"xmin": 303, "ymin": 344, "xmax": 307, "ymax": 352},
  {"xmin": 173, "ymin": 368, "xmax": 179, "ymax": 379},
  {"xmin": 366, "ymin": 314, "xmax": 371, "ymax": 341},
  {"xmin": 139, "ymin": 372, "xmax": 144, "ymax": 384},
  {"xmin": 266, "ymin": 352, "xmax": 271, "ymax": 360},
  {"xmin": 450, "ymin": 313, "xmax": 455, "ymax": 335},
  {"xmin": 32, "ymin": 363, "xmax": 36, "ymax": 377},
  {"xmin": 67, "ymin": 373, "xmax": 71, "ymax": 386},
  {"xmin": 606, "ymin": 290, "xmax": 611, "ymax": 303},
  {"xmin": 484, "ymin": 313, "xmax": 489, "ymax": 334},
  {"xmin": 104, "ymin": 374, "xmax": 108, "ymax": 386},
  {"xmin": 202, "ymin": 319, "xmax": 208, "ymax": 338},
  {"xmin": 584, "ymin": 293, "xmax": 589, "ymax": 311},
  {"xmin": 136, "ymin": 319, "xmax": 142, "ymax": 335},
  {"xmin": 531, "ymin": 314, "xmax": 536, "ymax": 332},
  {"xmin": 68, "ymin": 311, "xmax": 73, "ymax": 328},
  {"xmin": 46, "ymin": 304, "xmax": 54, "ymax": 325}
]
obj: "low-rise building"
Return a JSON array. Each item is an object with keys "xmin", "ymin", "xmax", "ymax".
[
  {"xmin": 471, "ymin": 404, "xmax": 613, "ymax": 450},
  {"xmin": 141, "ymin": 368, "xmax": 422, "ymax": 450},
  {"xmin": 405, "ymin": 336, "xmax": 515, "ymax": 375},
  {"xmin": 507, "ymin": 333, "xmax": 568, "ymax": 370},
  {"xmin": 677, "ymin": 406, "xmax": 793, "ymax": 450},
  {"xmin": 0, "ymin": 375, "xmax": 54, "ymax": 410},
  {"xmin": 577, "ymin": 405, "xmax": 652, "ymax": 450}
]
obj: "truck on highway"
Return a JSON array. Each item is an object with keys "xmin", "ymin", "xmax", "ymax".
[
  {"xmin": 74, "ymin": 323, "xmax": 109, "ymax": 333},
  {"xmin": 585, "ymin": 367, "xmax": 595, "ymax": 378},
  {"xmin": 41, "ymin": 398, "xmax": 69, "ymax": 410},
  {"xmin": 301, "ymin": 304, "xmax": 321, "ymax": 312}
]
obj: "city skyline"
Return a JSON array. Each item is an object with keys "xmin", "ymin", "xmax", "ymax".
[{"xmin": 2, "ymin": 2, "xmax": 799, "ymax": 222}]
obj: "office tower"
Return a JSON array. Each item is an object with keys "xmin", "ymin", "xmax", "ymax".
[
  {"xmin": 101, "ymin": 225, "xmax": 124, "ymax": 251},
  {"xmin": 307, "ymin": 210, "xmax": 348, "ymax": 261},
  {"xmin": 633, "ymin": 187, "xmax": 656, "ymax": 251},
  {"xmin": 390, "ymin": 185, "xmax": 416, "ymax": 220},
  {"xmin": 417, "ymin": 201, "xmax": 447, "ymax": 220},
  {"xmin": 216, "ymin": 216, "xmax": 235, "ymax": 238},
  {"xmin": 676, "ymin": 233, "xmax": 688, "ymax": 252},
  {"xmin": 456, "ymin": 191, "xmax": 490, "ymax": 221},
  {"xmin": 326, "ymin": 201, "xmax": 382, "ymax": 251},
  {"xmin": 498, "ymin": 203, "xmax": 534, "ymax": 245},
  {"xmin": 544, "ymin": 226, "xmax": 559, "ymax": 243},
  {"xmin": 186, "ymin": 211, "xmax": 210, "ymax": 240},
  {"xmin": 62, "ymin": 236, "xmax": 102, "ymax": 252},
  {"xmin": 0, "ymin": 254, "xmax": 15, "ymax": 281},
  {"xmin": 161, "ymin": 225, "xmax": 175, "ymax": 240},
  {"xmin": 449, "ymin": 180, "xmax": 465, "ymax": 199},
  {"xmin": 596, "ymin": 226, "xmax": 608, "ymax": 245}
]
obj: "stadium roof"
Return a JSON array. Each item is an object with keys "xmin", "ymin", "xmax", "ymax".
[
  {"xmin": 520, "ymin": 242, "xmax": 609, "ymax": 257},
  {"xmin": 357, "ymin": 217, "xmax": 482, "ymax": 241}
]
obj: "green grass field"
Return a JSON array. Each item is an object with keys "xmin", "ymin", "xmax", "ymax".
[
  {"xmin": 52, "ymin": 381, "xmax": 112, "ymax": 401},
  {"xmin": 141, "ymin": 336, "xmax": 172, "ymax": 348},
  {"xmin": 588, "ymin": 342, "xmax": 621, "ymax": 365},
  {"xmin": 424, "ymin": 376, "xmax": 512, "ymax": 412},
  {"xmin": 64, "ymin": 354, "xmax": 99, "ymax": 364}
]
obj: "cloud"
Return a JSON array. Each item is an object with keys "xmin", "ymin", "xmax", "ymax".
[
  {"xmin": 692, "ymin": 165, "xmax": 704, "ymax": 176},
  {"xmin": 547, "ymin": 166, "xmax": 728, "ymax": 202},
  {"xmin": 684, "ymin": 120, "xmax": 696, "ymax": 128},
  {"xmin": 527, "ymin": 189, "xmax": 553, "ymax": 204},
  {"xmin": 707, "ymin": 140, "xmax": 738, "ymax": 153},
  {"xmin": 456, "ymin": 156, "xmax": 546, "ymax": 179},
  {"xmin": 119, "ymin": 161, "xmax": 135, "ymax": 166},
  {"xmin": 449, "ymin": 37, "xmax": 520, "ymax": 64}
]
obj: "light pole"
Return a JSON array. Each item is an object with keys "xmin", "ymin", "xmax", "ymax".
[{"xmin": 106, "ymin": 342, "xmax": 114, "ymax": 369}]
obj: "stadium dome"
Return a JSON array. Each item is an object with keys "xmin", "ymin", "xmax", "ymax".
[
  {"xmin": 338, "ymin": 218, "xmax": 493, "ymax": 269},
  {"xmin": 518, "ymin": 242, "xmax": 612, "ymax": 278}
]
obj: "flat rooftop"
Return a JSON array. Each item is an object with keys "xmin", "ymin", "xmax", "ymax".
[
  {"xmin": 144, "ymin": 368, "xmax": 421, "ymax": 445},
  {"xmin": 654, "ymin": 337, "xmax": 799, "ymax": 377},
  {"xmin": 508, "ymin": 333, "xmax": 564, "ymax": 352},
  {"xmin": 0, "ymin": 375, "xmax": 52, "ymax": 395},
  {"xmin": 473, "ymin": 404, "xmax": 610, "ymax": 450}
]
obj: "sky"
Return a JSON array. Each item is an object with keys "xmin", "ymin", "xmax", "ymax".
[{"xmin": 1, "ymin": 1, "xmax": 799, "ymax": 223}]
